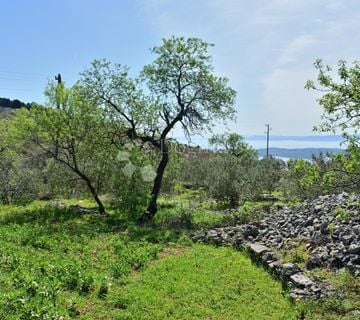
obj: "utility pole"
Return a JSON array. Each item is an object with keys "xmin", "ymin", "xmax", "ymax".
[
  {"xmin": 55, "ymin": 73, "xmax": 62, "ymax": 84},
  {"xmin": 54, "ymin": 73, "xmax": 62, "ymax": 110},
  {"xmin": 265, "ymin": 124, "xmax": 271, "ymax": 158}
]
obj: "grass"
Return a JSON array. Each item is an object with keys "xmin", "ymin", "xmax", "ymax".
[
  {"xmin": 299, "ymin": 268, "xmax": 360, "ymax": 320},
  {"xmin": 281, "ymin": 242, "xmax": 310, "ymax": 266},
  {"xmin": 0, "ymin": 200, "xmax": 300, "ymax": 319},
  {"xmin": 0, "ymin": 195, "xmax": 358, "ymax": 319},
  {"xmin": 109, "ymin": 245, "xmax": 299, "ymax": 320},
  {"xmin": 153, "ymin": 205, "xmax": 225, "ymax": 230},
  {"xmin": 155, "ymin": 192, "xmax": 277, "ymax": 230},
  {"xmin": 0, "ymin": 202, "xmax": 170, "ymax": 319}
]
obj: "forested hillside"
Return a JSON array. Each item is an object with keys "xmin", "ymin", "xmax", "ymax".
[{"xmin": 0, "ymin": 97, "xmax": 30, "ymax": 109}]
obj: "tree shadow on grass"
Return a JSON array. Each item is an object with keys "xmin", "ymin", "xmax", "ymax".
[{"xmin": 0, "ymin": 203, "xmax": 189, "ymax": 245}]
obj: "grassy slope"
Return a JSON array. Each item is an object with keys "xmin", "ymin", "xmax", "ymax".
[
  {"xmin": 0, "ymin": 201, "xmax": 298, "ymax": 320},
  {"xmin": 113, "ymin": 244, "xmax": 297, "ymax": 320}
]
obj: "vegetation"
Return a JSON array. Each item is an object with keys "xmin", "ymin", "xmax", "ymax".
[
  {"xmin": 0, "ymin": 201, "xmax": 299, "ymax": 319},
  {"xmin": 209, "ymin": 132, "xmax": 258, "ymax": 159},
  {"xmin": 302, "ymin": 268, "xmax": 360, "ymax": 320},
  {"xmin": 181, "ymin": 154, "xmax": 285, "ymax": 205},
  {"xmin": 280, "ymin": 152, "xmax": 360, "ymax": 200},
  {"xmin": 0, "ymin": 97, "xmax": 30, "ymax": 109},
  {"xmin": 306, "ymin": 59, "xmax": 360, "ymax": 145},
  {"xmin": 80, "ymin": 36, "xmax": 236, "ymax": 223},
  {"xmin": 115, "ymin": 245, "xmax": 298, "ymax": 320},
  {"xmin": 306, "ymin": 59, "xmax": 360, "ymax": 191},
  {"xmin": 0, "ymin": 195, "xmax": 357, "ymax": 319},
  {"xmin": 14, "ymin": 83, "xmax": 119, "ymax": 214},
  {"xmin": 0, "ymin": 40, "xmax": 359, "ymax": 319}
]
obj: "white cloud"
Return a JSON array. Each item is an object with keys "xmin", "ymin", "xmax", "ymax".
[
  {"xmin": 138, "ymin": 0, "xmax": 360, "ymax": 135},
  {"xmin": 277, "ymin": 34, "xmax": 316, "ymax": 66}
]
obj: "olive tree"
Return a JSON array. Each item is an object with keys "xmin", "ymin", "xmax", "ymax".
[
  {"xmin": 15, "ymin": 82, "xmax": 118, "ymax": 214},
  {"xmin": 0, "ymin": 118, "xmax": 44, "ymax": 204},
  {"xmin": 209, "ymin": 132, "xmax": 258, "ymax": 161},
  {"xmin": 81, "ymin": 36, "xmax": 236, "ymax": 223}
]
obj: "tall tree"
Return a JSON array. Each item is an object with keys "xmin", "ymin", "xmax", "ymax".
[{"xmin": 81, "ymin": 36, "xmax": 236, "ymax": 223}]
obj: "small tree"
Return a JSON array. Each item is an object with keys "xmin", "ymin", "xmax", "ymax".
[
  {"xmin": 306, "ymin": 59, "xmax": 360, "ymax": 192},
  {"xmin": 14, "ymin": 82, "xmax": 117, "ymax": 214},
  {"xmin": 0, "ymin": 118, "xmax": 10, "ymax": 155},
  {"xmin": 0, "ymin": 118, "xmax": 43, "ymax": 204},
  {"xmin": 81, "ymin": 36, "xmax": 236, "ymax": 223},
  {"xmin": 306, "ymin": 59, "xmax": 360, "ymax": 146},
  {"xmin": 209, "ymin": 132, "xmax": 258, "ymax": 162},
  {"xmin": 256, "ymin": 156, "xmax": 286, "ymax": 194}
]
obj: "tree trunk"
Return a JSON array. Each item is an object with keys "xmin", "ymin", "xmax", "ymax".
[
  {"xmin": 81, "ymin": 174, "xmax": 107, "ymax": 215},
  {"xmin": 137, "ymin": 143, "xmax": 169, "ymax": 224}
]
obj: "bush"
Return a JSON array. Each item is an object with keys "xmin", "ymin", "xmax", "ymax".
[
  {"xmin": 181, "ymin": 155, "xmax": 267, "ymax": 206},
  {"xmin": 280, "ymin": 152, "xmax": 359, "ymax": 200}
]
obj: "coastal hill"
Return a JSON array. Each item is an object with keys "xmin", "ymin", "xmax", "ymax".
[{"xmin": 257, "ymin": 147, "xmax": 345, "ymax": 159}]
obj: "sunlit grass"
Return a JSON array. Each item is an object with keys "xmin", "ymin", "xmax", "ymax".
[
  {"xmin": 111, "ymin": 244, "xmax": 299, "ymax": 320},
  {"xmin": 0, "ymin": 196, "xmax": 357, "ymax": 319}
]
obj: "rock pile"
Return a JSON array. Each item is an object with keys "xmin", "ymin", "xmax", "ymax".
[
  {"xmin": 191, "ymin": 192, "xmax": 360, "ymax": 298},
  {"xmin": 244, "ymin": 242, "xmax": 338, "ymax": 300}
]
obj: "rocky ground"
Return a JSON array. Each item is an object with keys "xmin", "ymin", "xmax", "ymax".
[{"xmin": 191, "ymin": 192, "xmax": 360, "ymax": 299}]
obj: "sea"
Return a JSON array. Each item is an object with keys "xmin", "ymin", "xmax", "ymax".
[{"xmin": 174, "ymin": 134, "xmax": 345, "ymax": 150}]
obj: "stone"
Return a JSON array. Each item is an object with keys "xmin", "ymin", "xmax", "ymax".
[
  {"xmin": 348, "ymin": 244, "xmax": 360, "ymax": 255},
  {"xmin": 207, "ymin": 230, "xmax": 218, "ymax": 237},
  {"xmin": 262, "ymin": 251, "xmax": 277, "ymax": 263},
  {"xmin": 310, "ymin": 285, "xmax": 322, "ymax": 294},
  {"xmin": 350, "ymin": 255, "xmax": 360, "ymax": 265},
  {"xmin": 247, "ymin": 243, "xmax": 269, "ymax": 255},
  {"xmin": 268, "ymin": 261, "xmax": 281, "ymax": 271},
  {"xmin": 353, "ymin": 226, "xmax": 360, "ymax": 235},
  {"xmin": 306, "ymin": 255, "xmax": 323, "ymax": 270},
  {"xmin": 243, "ymin": 226, "xmax": 259, "ymax": 239},
  {"xmin": 320, "ymin": 222, "xmax": 329, "ymax": 235},
  {"xmin": 311, "ymin": 234, "xmax": 330, "ymax": 246},
  {"xmin": 190, "ymin": 193, "xmax": 360, "ymax": 299},
  {"xmin": 280, "ymin": 263, "xmax": 301, "ymax": 280},
  {"xmin": 290, "ymin": 273, "xmax": 314, "ymax": 288}
]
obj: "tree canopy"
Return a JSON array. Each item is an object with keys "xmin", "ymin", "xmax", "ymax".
[
  {"xmin": 306, "ymin": 59, "xmax": 360, "ymax": 192},
  {"xmin": 80, "ymin": 36, "xmax": 237, "ymax": 222},
  {"xmin": 306, "ymin": 59, "xmax": 360, "ymax": 146},
  {"xmin": 209, "ymin": 132, "xmax": 258, "ymax": 161},
  {"xmin": 14, "ymin": 82, "xmax": 119, "ymax": 214}
]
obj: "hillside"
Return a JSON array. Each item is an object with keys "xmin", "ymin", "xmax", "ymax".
[
  {"xmin": 0, "ymin": 97, "xmax": 30, "ymax": 110},
  {"xmin": 257, "ymin": 147, "xmax": 345, "ymax": 159},
  {"xmin": 0, "ymin": 97, "xmax": 30, "ymax": 119}
]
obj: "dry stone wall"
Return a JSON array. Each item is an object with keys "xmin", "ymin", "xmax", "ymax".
[{"xmin": 191, "ymin": 192, "xmax": 360, "ymax": 299}]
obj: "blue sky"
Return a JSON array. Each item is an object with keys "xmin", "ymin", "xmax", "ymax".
[{"xmin": 1, "ymin": 0, "xmax": 360, "ymax": 142}]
